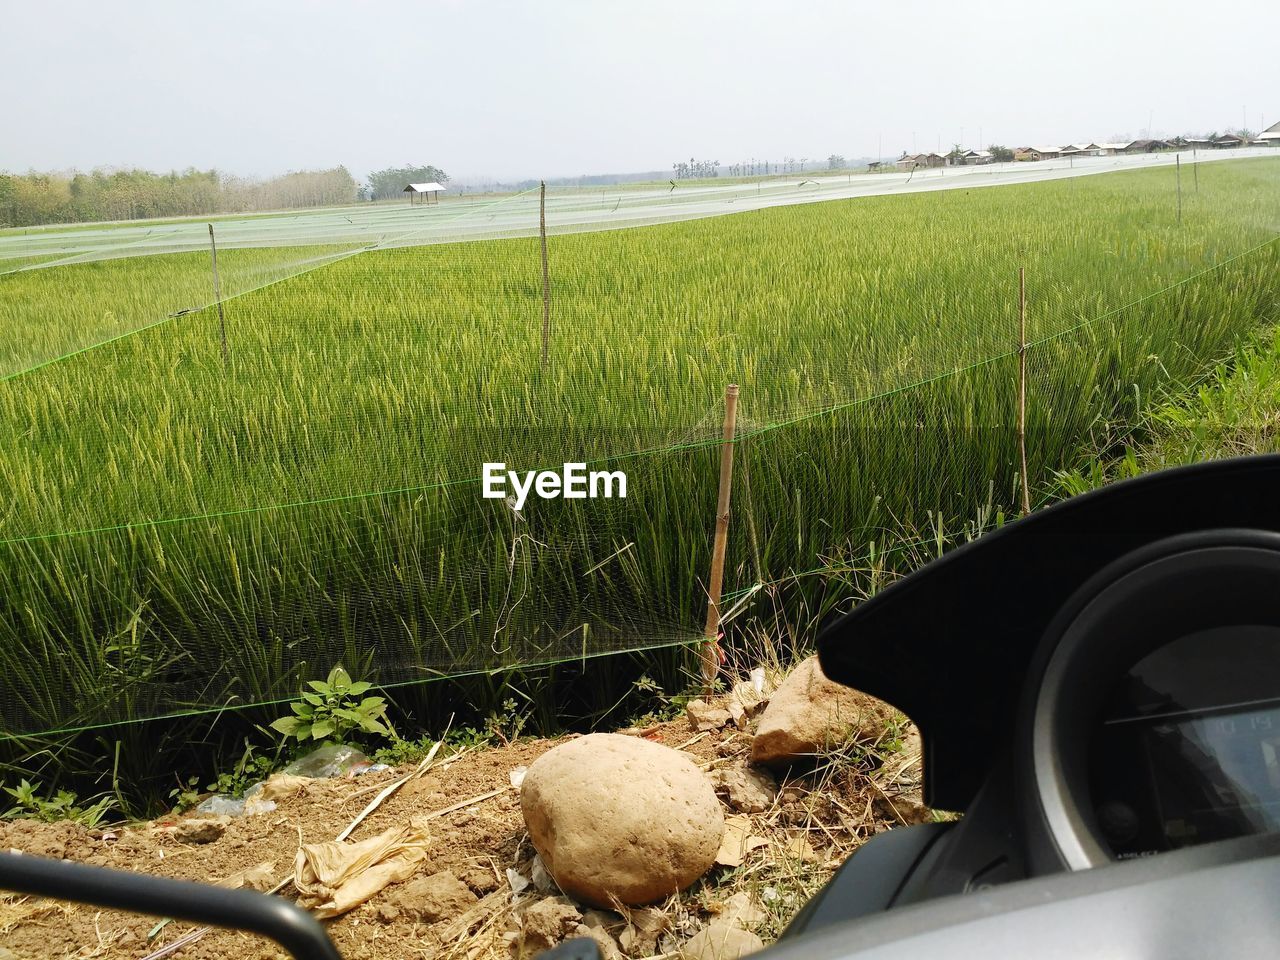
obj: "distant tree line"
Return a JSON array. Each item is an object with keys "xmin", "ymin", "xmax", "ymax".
[
  {"xmin": 0, "ymin": 160, "xmax": 458, "ymax": 226},
  {"xmin": 672, "ymin": 158, "xmax": 721, "ymax": 179},
  {"xmin": 0, "ymin": 166, "xmax": 361, "ymax": 228},
  {"xmin": 365, "ymin": 165, "xmax": 450, "ymax": 201}
]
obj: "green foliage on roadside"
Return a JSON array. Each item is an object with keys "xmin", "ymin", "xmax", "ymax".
[
  {"xmin": 3, "ymin": 779, "xmax": 115, "ymax": 827},
  {"xmin": 1056, "ymin": 324, "xmax": 1280, "ymax": 493},
  {"xmin": 270, "ymin": 665, "xmax": 396, "ymax": 745}
]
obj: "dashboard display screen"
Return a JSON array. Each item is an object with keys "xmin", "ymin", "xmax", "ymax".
[{"xmin": 1089, "ymin": 626, "xmax": 1280, "ymax": 858}]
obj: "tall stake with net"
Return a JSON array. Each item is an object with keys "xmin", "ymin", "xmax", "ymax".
[{"xmin": 701, "ymin": 383, "xmax": 739, "ymax": 691}]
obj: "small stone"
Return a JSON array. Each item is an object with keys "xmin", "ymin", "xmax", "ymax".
[
  {"xmin": 727, "ymin": 700, "xmax": 748, "ymax": 729},
  {"xmin": 711, "ymin": 765, "xmax": 778, "ymax": 814},
  {"xmin": 618, "ymin": 907, "xmax": 669, "ymax": 957},
  {"xmin": 521, "ymin": 897, "xmax": 583, "ymax": 951},
  {"xmin": 376, "ymin": 901, "xmax": 401, "ymax": 923},
  {"xmin": 460, "ymin": 864, "xmax": 500, "ymax": 895},
  {"xmin": 779, "ymin": 786, "xmax": 806, "ymax": 805},
  {"xmin": 582, "ymin": 909, "xmax": 622, "ymax": 934},
  {"xmin": 574, "ymin": 923, "xmax": 624, "ymax": 960},
  {"xmin": 686, "ymin": 699, "xmax": 732, "ymax": 732},
  {"xmin": 681, "ymin": 922, "xmax": 764, "ymax": 960},
  {"xmin": 873, "ymin": 794, "xmax": 931, "ymax": 825},
  {"xmin": 173, "ymin": 817, "xmax": 227, "ymax": 845},
  {"xmin": 391, "ymin": 871, "xmax": 478, "ymax": 923}
]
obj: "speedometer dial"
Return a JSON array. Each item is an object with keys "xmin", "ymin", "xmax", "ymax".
[{"xmin": 1089, "ymin": 626, "xmax": 1280, "ymax": 859}]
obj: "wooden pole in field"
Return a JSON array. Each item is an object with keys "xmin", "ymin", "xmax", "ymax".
[
  {"xmin": 1176, "ymin": 154, "xmax": 1183, "ymax": 223},
  {"xmin": 207, "ymin": 224, "xmax": 227, "ymax": 365},
  {"xmin": 701, "ymin": 383, "xmax": 739, "ymax": 692},
  {"xmin": 539, "ymin": 181, "xmax": 550, "ymax": 369},
  {"xmin": 1017, "ymin": 268, "xmax": 1031, "ymax": 516}
]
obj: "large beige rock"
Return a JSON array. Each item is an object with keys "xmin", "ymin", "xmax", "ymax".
[
  {"xmin": 521, "ymin": 734, "xmax": 724, "ymax": 908},
  {"xmin": 751, "ymin": 656, "xmax": 893, "ymax": 766}
]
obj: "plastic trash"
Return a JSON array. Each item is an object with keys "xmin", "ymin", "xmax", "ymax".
[
  {"xmin": 195, "ymin": 795, "xmax": 245, "ymax": 816},
  {"xmin": 530, "ymin": 854, "xmax": 558, "ymax": 893},
  {"xmin": 506, "ymin": 867, "xmax": 530, "ymax": 896},
  {"xmin": 357, "ymin": 763, "xmax": 391, "ymax": 775},
  {"xmin": 282, "ymin": 743, "xmax": 371, "ymax": 779},
  {"xmin": 194, "ymin": 788, "xmax": 277, "ymax": 817}
]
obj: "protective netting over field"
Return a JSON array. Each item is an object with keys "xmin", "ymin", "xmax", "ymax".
[
  {"xmin": 2, "ymin": 154, "xmax": 1279, "ymax": 793},
  {"xmin": 3, "ymin": 148, "xmax": 1272, "ymax": 378}
]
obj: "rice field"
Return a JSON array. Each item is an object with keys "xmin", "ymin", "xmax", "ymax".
[{"xmin": 2, "ymin": 157, "xmax": 1278, "ymax": 806}]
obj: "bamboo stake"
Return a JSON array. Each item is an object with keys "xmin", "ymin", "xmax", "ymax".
[
  {"xmin": 207, "ymin": 224, "xmax": 227, "ymax": 365},
  {"xmin": 1176, "ymin": 154, "xmax": 1183, "ymax": 223},
  {"xmin": 1017, "ymin": 268, "xmax": 1031, "ymax": 516},
  {"xmin": 701, "ymin": 383, "xmax": 739, "ymax": 691},
  {"xmin": 539, "ymin": 181, "xmax": 550, "ymax": 368}
]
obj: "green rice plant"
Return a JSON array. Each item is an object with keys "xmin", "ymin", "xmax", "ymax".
[{"xmin": 0, "ymin": 157, "xmax": 1277, "ymax": 809}]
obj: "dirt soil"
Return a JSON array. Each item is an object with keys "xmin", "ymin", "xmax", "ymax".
[{"xmin": 0, "ymin": 698, "xmax": 926, "ymax": 960}]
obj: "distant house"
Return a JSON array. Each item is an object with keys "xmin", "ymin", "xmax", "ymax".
[
  {"xmin": 404, "ymin": 182, "xmax": 446, "ymax": 204},
  {"xmin": 1122, "ymin": 139, "xmax": 1170, "ymax": 153},
  {"xmin": 1258, "ymin": 121, "xmax": 1280, "ymax": 145},
  {"xmin": 1096, "ymin": 143, "xmax": 1129, "ymax": 156},
  {"xmin": 953, "ymin": 149, "xmax": 994, "ymax": 165},
  {"xmin": 1030, "ymin": 145, "xmax": 1064, "ymax": 159},
  {"xmin": 895, "ymin": 152, "xmax": 945, "ymax": 169},
  {"xmin": 1211, "ymin": 133, "xmax": 1246, "ymax": 148},
  {"xmin": 1014, "ymin": 147, "xmax": 1043, "ymax": 161},
  {"xmin": 1185, "ymin": 137, "xmax": 1214, "ymax": 150},
  {"xmin": 1062, "ymin": 143, "xmax": 1103, "ymax": 157}
]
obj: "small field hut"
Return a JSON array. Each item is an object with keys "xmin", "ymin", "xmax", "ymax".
[{"xmin": 404, "ymin": 182, "xmax": 446, "ymax": 204}]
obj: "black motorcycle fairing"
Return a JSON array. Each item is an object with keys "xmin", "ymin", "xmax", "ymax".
[
  {"xmin": 768, "ymin": 832, "xmax": 1280, "ymax": 960},
  {"xmin": 816, "ymin": 454, "xmax": 1280, "ymax": 812}
]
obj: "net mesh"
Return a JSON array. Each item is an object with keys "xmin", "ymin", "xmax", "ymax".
[{"xmin": 1, "ymin": 152, "xmax": 1278, "ymax": 802}]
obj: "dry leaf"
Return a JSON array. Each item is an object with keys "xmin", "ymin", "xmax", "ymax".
[
  {"xmin": 712, "ymin": 891, "xmax": 767, "ymax": 928},
  {"xmin": 715, "ymin": 815, "xmax": 770, "ymax": 867},
  {"xmin": 780, "ymin": 834, "xmax": 819, "ymax": 862},
  {"xmin": 257, "ymin": 774, "xmax": 312, "ymax": 802}
]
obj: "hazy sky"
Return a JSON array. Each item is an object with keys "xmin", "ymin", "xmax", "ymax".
[{"xmin": 2, "ymin": 0, "xmax": 1277, "ymax": 183}]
